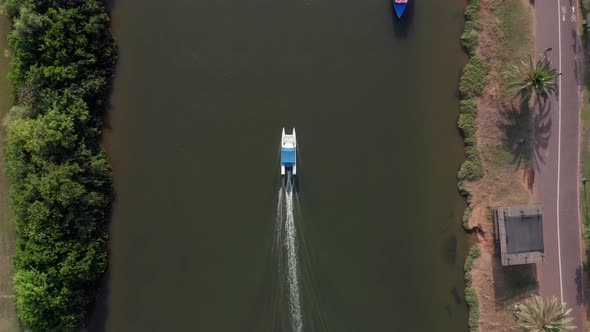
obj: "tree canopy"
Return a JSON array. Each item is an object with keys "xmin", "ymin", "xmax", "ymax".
[{"xmin": 2, "ymin": 0, "xmax": 116, "ymax": 330}]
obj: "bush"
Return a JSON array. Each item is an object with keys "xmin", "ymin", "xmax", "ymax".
[
  {"xmin": 460, "ymin": 98, "xmax": 478, "ymax": 113},
  {"xmin": 462, "ymin": 0, "xmax": 481, "ymax": 56},
  {"xmin": 464, "ymin": 245, "xmax": 481, "ymax": 331},
  {"xmin": 3, "ymin": 1, "xmax": 116, "ymax": 330},
  {"xmin": 458, "ymin": 112, "xmax": 476, "ymax": 138},
  {"xmin": 461, "ymin": 29, "xmax": 479, "ymax": 56},
  {"xmin": 459, "ymin": 158, "xmax": 484, "ymax": 180},
  {"xmin": 465, "ymin": 287, "xmax": 480, "ymax": 331},
  {"xmin": 457, "ymin": 181, "xmax": 472, "ymax": 204},
  {"xmin": 465, "ymin": 146, "xmax": 480, "ymax": 160},
  {"xmin": 462, "ymin": 207, "xmax": 473, "ymax": 229},
  {"xmin": 457, "ymin": 98, "xmax": 482, "ymax": 181},
  {"xmin": 464, "ymin": 0, "xmax": 481, "ymax": 21},
  {"xmin": 464, "ymin": 20, "xmax": 481, "ymax": 32},
  {"xmin": 464, "ymin": 245, "xmax": 481, "ymax": 274},
  {"xmin": 459, "ymin": 0, "xmax": 483, "ymax": 323},
  {"xmin": 460, "ymin": 56, "xmax": 490, "ymax": 98}
]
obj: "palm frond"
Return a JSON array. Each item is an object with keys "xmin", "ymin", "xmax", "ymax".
[
  {"xmin": 507, "ymin": 54, "xmax": 558, "ymax": 102},
  {"xmin": 517, "ymin": 295, "xmax": 575, "ymax": 331}
]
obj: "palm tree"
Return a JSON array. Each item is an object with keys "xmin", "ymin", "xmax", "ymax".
[
  {"xmin": 507, "ymin": 54, "xmax": 558, "ymax": 102},
  {"xmin": 517, "ymin": 295, "xmax": 575, "ymax": 331}
]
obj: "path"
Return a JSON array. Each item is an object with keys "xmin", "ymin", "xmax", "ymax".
[{"xmin": 535, "ymin": 0, "xmax": 585, "ymax": 329}]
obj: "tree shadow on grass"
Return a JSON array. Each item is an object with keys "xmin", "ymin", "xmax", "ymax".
[{"xmin": 498, "ymin": 98, "xmax": 552, "ymax": 188}]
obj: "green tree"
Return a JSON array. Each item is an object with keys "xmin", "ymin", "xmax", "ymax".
[
  {"xmin": 2, "ymin": 1, "xmax": 115, "ymax": 330},
  {"xmin": 508, "ymin": 54, "xmax": 558, "ymax": 101},
  {"xmin": 517, "ymin": 295, "xmax": 575, "ymax": 332}
]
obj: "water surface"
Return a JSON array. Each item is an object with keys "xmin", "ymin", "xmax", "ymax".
[{"xmin": 100, "ymin": 0, "xmax": 470, "ymax": 330}]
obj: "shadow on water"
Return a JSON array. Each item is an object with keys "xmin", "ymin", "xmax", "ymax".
[
  {"xmin": 391, "ymin": 0, "xmax": 415, "ymax": 39},
  {"xmin": 86, "ymin": 270, "xmax": 111, "ymax": 332},
  {"xmin": 450, "ymin": 287, "xmax": 462, "ymax": 305},
  {"xmin": 444, "ymin": 235, "xmax": 458, "ymax": 266},
  {"xmin": 86, "ymin": 192, "xmax": 117, "ymax": 331},
  {"xmin": 104, "ymin": 0, "xmax": 118, "ymax": 12}
]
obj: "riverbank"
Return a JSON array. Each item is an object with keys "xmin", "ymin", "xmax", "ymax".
[{"xmin": 458, "ymin": 0, "xmax": 536, "ymax": 330}]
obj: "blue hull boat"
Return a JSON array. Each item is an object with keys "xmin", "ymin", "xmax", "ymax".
[
  {"xmin": 280, "ymin": 128, "xmax": 297, "ymax": 191},
  {"xmin": 393, "ymin": 2, "xmax": 407, "ymax": 18},
  {"xmin": 280, "ymin": 128, "xmax": 297, "ymax": 177}
]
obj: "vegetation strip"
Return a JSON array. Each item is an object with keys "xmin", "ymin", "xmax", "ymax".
[
  {"xmin": 458, "ymin": 0, "xmax": 486, "ymax": 330},
  {"xmin": 1, "ymin": 0, "xmax": 116, "ymax": 330},
  {"xmin": 464, "ymin": 245, "xmax": 481, "ymax": 332},
  {"xmin": 457, "ymin": 0, "xmax": 488, "ymax": 191},
  {"xmin": 457, "ymin": 0, "xmax": 486, "ymax": 232}
]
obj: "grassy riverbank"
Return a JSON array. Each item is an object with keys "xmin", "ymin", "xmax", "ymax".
[
  {"xmin": 1, "ymin": 0, "xmax": 116, "ymax": 330},
  {"xmin": 458, "ymin": 0, "xmax": 535, "ymax": 330}
]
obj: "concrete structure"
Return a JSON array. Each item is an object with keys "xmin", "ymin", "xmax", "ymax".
[{"xmin": 494, "ymin": 204, "xmax": 544, "ymax": 266}]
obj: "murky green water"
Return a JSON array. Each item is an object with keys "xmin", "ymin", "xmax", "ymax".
[{"xmin": 98, "ymin": 0, "xmax": 470, "ymax": 330}]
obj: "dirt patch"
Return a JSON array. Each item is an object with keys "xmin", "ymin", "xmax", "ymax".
[
  {"xmin": 462, "ymin": 0, "xmax": 537, "ymax": 330},
  {"xmin": 473, "ymin": 252, "xmax": 537, "ymax": 331}
]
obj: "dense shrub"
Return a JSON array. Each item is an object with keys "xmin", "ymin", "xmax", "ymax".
[
  {"xmin": 460, "ymin": 99, "xmax": 478, "ymax": 113},
  {"xmin": 461, "ymin": 29, "xmax": 479, "ymax": 56},
  {"xmin": 464, "ymin": 245, "xmax": 481, "ymax": 331},
  {"xmin": 459, "ymin": 159, "xmax": 484, "ymax": 180},
  {"xmin": 457, "ymin": 180, "xmax": 472, "ymax": 204},
  {"xmin": 459, "ymin": 0, "xmax": 484, "ymax": 327},
  {"xmin": 457, "ymin": 98, "xmax": 484, "ymax": 181},
  {"xmin": 458, "ymin": 112, "xmax": 476, "ymax": 139},
  {"xmin": 459, "ymin": 56, "xmax": 490, "ymax": 98},
  {"xmin": 464, "ymin": 20, "xmax": 481, "ymax": 32},
  {"xmin": 464, "ymin": 0, "xmax": 481, "ymax": 21},
  {"xmin": 464, "ymin": 245, "xmax": 481, "ymax": 278},
  {"xmin": 2, "ymin": 0, "xmax": 116, "ymax": 330},
  {"xmin": 462, "ymin": 0, "xmax": 482, "ymax": 56},
  {"xmin": 465, "ymin": 287, "xmax": 480, "ymax": 331},
  {"xmin": 462, "ymin": 207, "xmax": 473, "ymax": 229}
]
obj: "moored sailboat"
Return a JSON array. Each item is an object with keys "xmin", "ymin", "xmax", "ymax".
[{"xmin": 393, "ymin": 0, "xmax": 408, "ymax": 18}]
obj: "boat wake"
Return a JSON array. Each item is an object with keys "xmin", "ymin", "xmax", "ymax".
[{"xmin": 275, "ymin": 183, "xmax": 303, "ymax": 332}]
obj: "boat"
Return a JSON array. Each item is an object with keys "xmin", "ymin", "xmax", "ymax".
[
  {"xmin": 280, "ymin": 128, "xmax": 297, "ymax": 180},
  {"xmin": 393, "ymin": 0, "xmax": 408, "ymax": 18}
]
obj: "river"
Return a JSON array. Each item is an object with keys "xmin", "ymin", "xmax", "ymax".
[{"xmin": 98, "ymin": 0, "xmax": 470, "ymax": 331}]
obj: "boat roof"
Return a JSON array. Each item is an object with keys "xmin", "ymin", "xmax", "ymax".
[{"xmin": 282, "ymin": 135, "xmax": 296, "ymax": 148}]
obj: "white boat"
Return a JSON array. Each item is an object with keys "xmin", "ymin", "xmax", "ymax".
[{"xmin": 280, "ymin": 128, "xmax": 297, "ymax": 176}]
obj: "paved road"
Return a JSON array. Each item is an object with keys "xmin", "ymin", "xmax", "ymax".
[{"xmin": 535, "ymin": 0, "xmax": 585, "ymax": 329}]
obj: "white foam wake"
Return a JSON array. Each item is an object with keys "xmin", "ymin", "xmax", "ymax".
[{"xmin": 284, "ymin": 190, "xmax": 303, "ymax": 332}]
